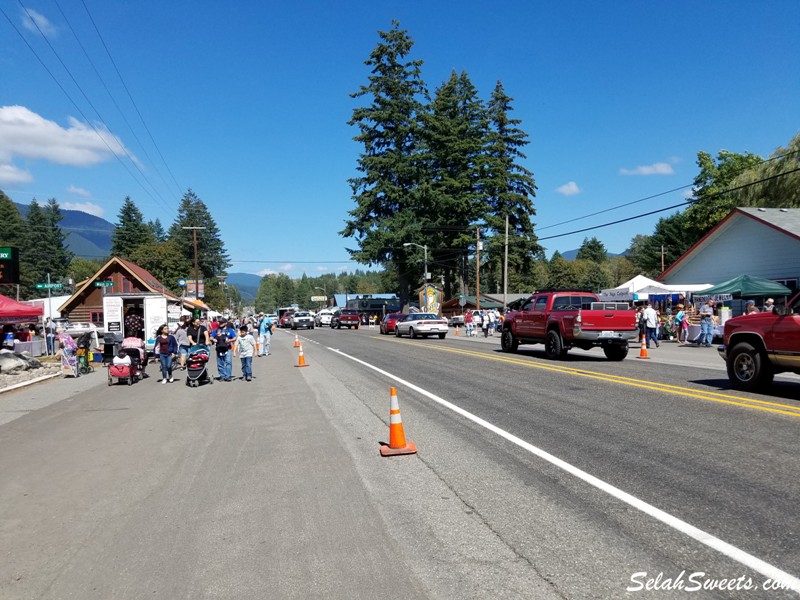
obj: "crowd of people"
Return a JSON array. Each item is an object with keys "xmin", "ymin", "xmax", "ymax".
[
  {"xmin": 463, "ymin": 308, "xmax": 503, "ymax": 337},
  {"xmin": 635, "ymin": 297, "xmax": 778, "ymax": 349}
]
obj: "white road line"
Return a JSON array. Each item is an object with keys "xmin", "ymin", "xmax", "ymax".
[{"xmin": 327, "ymin": 346, "xmax": 800, "ymax": 593}]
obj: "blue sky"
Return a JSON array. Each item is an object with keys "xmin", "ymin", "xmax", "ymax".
[{"xmin": 1, "ymin": 1, "xmax": 798, "ymax": 278}]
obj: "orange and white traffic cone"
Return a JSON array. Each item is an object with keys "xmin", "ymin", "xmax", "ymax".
[
  {"xmin": 295, "ymin": 344, "xmax": 309, "ymax": 367},
  {"xmin": 380, "ymin": 387, "xmax": 417, "ymax": 456},
  {"xmin": 455, "ymin": 326, "xmax": 459, "ymax": 336},
  {"xmin": 293, "ymin": 335, "xmax": 300, "ymax": 348},
  {"xmin": 636, "ymin": 333, "xmax": 650, "ymax": 359}
]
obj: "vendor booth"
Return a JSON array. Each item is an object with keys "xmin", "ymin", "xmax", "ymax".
[{"xmin": 0, "ymin": 294, "xmax": 45, "ymax": 355}]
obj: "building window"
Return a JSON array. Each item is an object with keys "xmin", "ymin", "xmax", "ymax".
[
  {"xmin": 775, "ymin": 278, "xmax": 798, "ymax": 292},
  {"xmin": 90, "ymin": 311, "xmax": 103, "ymax": 326}
]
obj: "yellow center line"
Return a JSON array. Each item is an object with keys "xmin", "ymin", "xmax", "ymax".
[{"xmin": 379, "ymin": 337, "xmax": 800, "ymax": 418}]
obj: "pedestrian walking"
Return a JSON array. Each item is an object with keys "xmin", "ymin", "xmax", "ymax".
[
  {"xmin": 235, "ymin": 325, "xmax": 256, "ymax": 382},
  {"xmin": 153, "ymin": 324, "xmax": 178, "ymax": 383},
  {"xmin": 643, "ymin": 302, "xmax": 659, "ymax": 349},
  {"xmin": 211, "ymin": 320, "xmax": 237, "ymax": 382},
  {"xmin": 174, "ymin": 322, "xmax": 190, "ymax": 370},
  {"xmin": 699, "ymin": 299, "xmax": 716, "ymax": 347},
  {"xmin": 472, "ymin": 310, "xmax": 482, "ymax": 336},
  {"xmin": 464, "ymin": 310, "xmax": 473, "ymax": 337},
  {"xmin": 674, "ymin": 304, "xmax": 688, "ymax": 344},
  {"xmin": 487, "ymin": 309, "xmax": 496, "ymax": 336},
  {"xmin": 257, "ymin": 313, "xmax": 272, "ymax": 356},
  {"xmin": 45, "ymin": 317, "xmax": 56, "ymax": 355}
]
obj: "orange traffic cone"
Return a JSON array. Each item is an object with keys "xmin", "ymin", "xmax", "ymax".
[
  {"xmin": 293, "ymin": 335, "xmax": 300, "ymax": 348},
  {"xmin": 380, "ymin": 387, "xmax": 417, "ymax": 456},
  {"xmin": 295, "ymin": 344, "xmax": 309, "ymax": 367},
  {"xmin": 636, "ymin": 333, "xmax": 650, "ymax": 359},
  {"xmin": 455, "ymin": 326, "xmax": 459, "ymax": 336}
]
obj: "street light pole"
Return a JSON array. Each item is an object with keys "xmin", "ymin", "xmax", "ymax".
[
  {"xmin": 403, "ymin": 242, "xmax": 428, "ymax": 283},
  {"xmin": 182, "ymin": 226, "xmax": 206, "ymax": 299},
  {"xmin": 314, "ymin": 286, "xmax": 327, "ymax": 307}
]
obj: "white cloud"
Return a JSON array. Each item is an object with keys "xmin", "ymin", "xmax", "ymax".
[
  {"xmin": 20, "ymin": 8, "xmax": 57, "ymax": 37},
  {"xmin": 0, "ymin": 163, "xmax": 33, "ymax": 184},
  {"xmin": 61, "ymin": 202, "xmax": 105, "ymax": 217},
  {"xmin": 682, "ymin": 189, "xmax": 695, "ymax": 199},
  {"xmin": 0, "ymin": 105, "xmax": 130, "ymax": 166},
  {"xmin": 278, "ymin": 264, "xmax": 294, "ymax": 272},
  {"xmin": 66, "ymin": 185, "xmax": 91, "ymax": 197},
  {"xmin": 256, "ymin": 268, "xmax": 278, "ymax": 277},
  {"xmin": 556, "ymin": 181, "xmax": 581, "ymax": 196},
  {"xmin": 619, "ymin": 162, "xmax": 674, "ymax": 176}
]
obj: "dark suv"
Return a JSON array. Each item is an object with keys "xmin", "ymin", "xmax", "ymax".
[{"xmin": 331, "ymin": 309, "xmax": 361, "ymax": 329}]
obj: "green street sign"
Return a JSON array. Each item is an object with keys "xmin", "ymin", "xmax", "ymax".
[
  {"xmin": 35, "ymin": 283, "xmax": 63, "ymax": 290},
  {"xmin": 94, "ymin": 281, "xmax": 114, "ymax": 287}
]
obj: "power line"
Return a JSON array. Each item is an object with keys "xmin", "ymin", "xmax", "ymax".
[
  {"xmin": 2, "ymin": 4, "xmax": 175, "ymax": 216},
  {"xmin": 79, "ymin": 0, "xmax": 183, "ymax": 196},
  {"xmin": 537, "ymin": 166, "xmax": 800, "ymax": 242}
]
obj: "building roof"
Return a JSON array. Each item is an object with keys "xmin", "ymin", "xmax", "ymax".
[{"xmin": 660, "ymin": 207, "xmax": 800, "ymax": 282}]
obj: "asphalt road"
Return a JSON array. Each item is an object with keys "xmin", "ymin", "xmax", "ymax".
[{"xmin": 1, "ymin": 326, "xmax": 798, "ymax": 599}]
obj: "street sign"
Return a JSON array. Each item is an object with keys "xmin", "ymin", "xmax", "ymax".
[
  {"xmin": 94, "ymin": 281, "xmax": 114, "ymax": 287},
  {"xmin": 458, "ymin": 296, "xmax": 466, "ymax": 307},
  {"xmin": 35, "ymin": 282, "xmax": 63, "ymax": 290},
  {"xmin": 310, "ymin": 295, "xmax": 327, "ymax": 302},
  {"xmin": 0, "ymin": 247, "xmax": 20, "ymax": 285}
]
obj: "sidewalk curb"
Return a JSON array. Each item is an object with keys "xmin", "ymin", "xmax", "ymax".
[{"xmin": 0, "ymin": 372, "xmax": 61, "ymax": 395}]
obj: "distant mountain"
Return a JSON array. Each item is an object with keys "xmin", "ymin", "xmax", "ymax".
[
  {"xmin": 556, "ymin": 249, "xmax": 626, "ymax": 261},
  {"xmin": 227, "ymin": 272, "xmax": 261, "ymax": 301},
  {"xmin": 15, "ymin": 202, "xmax": 114, "ymax": 260}
]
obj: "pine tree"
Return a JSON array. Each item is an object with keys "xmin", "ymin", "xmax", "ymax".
[
  {"xmin": 167, "ymin": 189, "xmax": 230, "ymax": 281},
  {"xmin": 111, "ymin": 197, "xmax": 156, "ymax": 258},
  {"xmin": 0, "ymin": 190, "xmax": 25, "ymax": 249},
  {"xmin": 483, "ymin": 81, "xmax": 540, "ymax": 290},
  {"xmin": 419, "ymin": 70, "xmax": 488, "ymax": 296},
  {"xmin": 19, "ymin": 199, "xmax": 73, "ymax": 298},
  {"xmin": 148, "ymin": 218, "xmax": 167, "ymax": 243},
  {"xmin": 576, "ymin": 237, "xmax": 608, "ymax": 262},
  {"xmin": 342, "ymin": 21, "xmax": 428, "ymax": 306}
]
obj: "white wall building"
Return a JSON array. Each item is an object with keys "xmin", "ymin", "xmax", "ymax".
[{"xmin": 659, "ymin": 207, "xmax": 800, "ymax": 292}]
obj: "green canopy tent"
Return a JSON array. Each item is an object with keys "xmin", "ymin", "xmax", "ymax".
[{"xmin": 700, "ymin": 275, "xmax": 791, "ymax": 297}]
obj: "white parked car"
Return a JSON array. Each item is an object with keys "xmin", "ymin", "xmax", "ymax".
[{"xmin": 394, "ymin": 313, "xmax": 448, "ymax": 339}]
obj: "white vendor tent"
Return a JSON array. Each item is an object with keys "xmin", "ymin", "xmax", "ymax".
[{"xmin": 599, "ymin": 275, "xmax": 672, "ymax": 301}]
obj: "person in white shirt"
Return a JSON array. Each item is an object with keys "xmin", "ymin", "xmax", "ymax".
[
  {"xmin": 643, "ymin": 303, "xmax": 660, "ymax": 349},
  {"xmin": 112, "ymin": 349, "xmax": 132, "ymax": 366}
]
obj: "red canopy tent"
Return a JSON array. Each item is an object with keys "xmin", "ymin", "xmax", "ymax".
[{"xmin": 0, "ymin": 294, "xmax": 44, "ymax": 324}]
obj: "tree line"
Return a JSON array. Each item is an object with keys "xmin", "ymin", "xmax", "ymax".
[
  {"xmin": 343, "ymin": 22, "xmax": 800, "ymax": 297},
  {"xmin": 0, "ymin": 189, "xmax": 235, "ymax": 310}
]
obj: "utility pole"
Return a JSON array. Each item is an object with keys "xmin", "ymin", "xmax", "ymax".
[
  {"xmin": 661, "ymin": 245, "xmax": 665, "ymax": 273},
  {"xmin": 182, "ymin": 226, "xmax": 206, "ymax": 300},
  {"xmin": 503, "ymin": 214, "xmax": 509, "ymax": 312},
  {"xmin": 476, "ymin": 227, "xmax": 481, "ymax": 309}
]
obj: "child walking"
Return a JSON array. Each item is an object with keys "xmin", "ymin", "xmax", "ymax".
[{"xmin": 235, "ymin": 325, "xmax": 257, "ymax": 382}]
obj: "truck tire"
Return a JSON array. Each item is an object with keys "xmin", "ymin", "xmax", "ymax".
[
  {"xmin": 603, "ymin": 344, "xmax": 628, "ymax": 361},
  {"xmin": 727, "ymin": 342, "xmax": 773, "ymax": 391},
  {"xmin": 545, "ymin": 330, "xmax": 567, "ymax": 360},
  {"xmin": 501, "ymin": 329, "xmax": 519, "ymax": 353}
]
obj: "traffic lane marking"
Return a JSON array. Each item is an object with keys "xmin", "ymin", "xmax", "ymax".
[
  {"xmin": 326, "ymin": 344, "xmax": 800, "ymax": 594},
  {"xmin": 378, "ymin": 338, "xmax": 800, "ymax": 419}
]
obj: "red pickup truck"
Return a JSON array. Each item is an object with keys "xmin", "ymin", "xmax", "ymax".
[
  {"xmin": 500, "ymin": 291, "xmax": 639, "ymax": 360},
  {"xmin": 718, "ymin": 291, "xmax": 800, "ymax": 390}
]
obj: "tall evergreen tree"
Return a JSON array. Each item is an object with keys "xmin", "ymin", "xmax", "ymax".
[
  {"xmin": 0, "ymin": 190, "xmax": 25, "ymax": 249},
  {"xmin": 483, "ymin": 81, "xmax": 540, "ymax": 293},
  {"xmin": 419, "ymin": 70, "xmax": 487, "ymax": 296},
  {"xmin": 576, "ymin": 237, "xmax": 608, "ymax": 262},
  {"xmin": 19, "ymin": 199, "xmax": 72, "ymax": 298},
  {"xmin": 110, "ymin": 197, "xmax": 155, "ymax": 258},
  {"xmin": 341, "ymin": 21, "xmax": 428, "ymax": 306},
  {"xmin": 148, "ymin": 218, "xmax": 167, "ymax": 243},
  {"xmin": 167, "ymin": 189, "xmax": 230, "ymax": 281}
]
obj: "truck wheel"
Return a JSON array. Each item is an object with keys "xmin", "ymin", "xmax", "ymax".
[
  {"xmin": 545, "ymin": 330, "xmax": 567, "ymax": 360},
  {"xmin": 438, "ymin": 333, "xmax": 446, "ymax": 339},
  {"xmin": 501, "ymin": 329, "xmax": 519, "ymax": 353},
  {"xmin": 603, "ymin": 344, "xmax": 629, "ymax": 361},
  {"xmin": 727, "ymin": 342, "xmax": 773, "ymax": 391}
]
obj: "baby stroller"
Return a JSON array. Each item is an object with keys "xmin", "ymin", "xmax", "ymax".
[
  {"xmin": 76, "ymin": 332, "xmax": 95, "ymax": 375},
  {"xmin": 186, "ymin": 344, "xmax": 213, "ymax": 387},
  {"xmin": 121, "ymin": 337, "xmax": 148, "ymax": 378}
]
